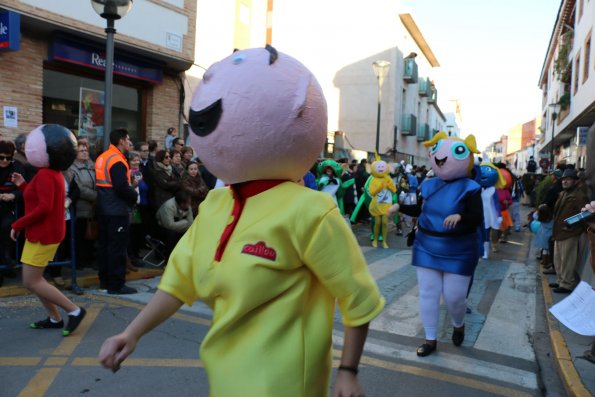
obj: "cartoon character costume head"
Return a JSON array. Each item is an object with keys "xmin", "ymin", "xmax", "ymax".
[
  {"xmin": 25, "ymin": 124, "xmax": 77, "ymax": 170},
  {"xmin": 188, "ymin": 46, "xmax": 327, "ymax": 184},
  {"xmin": 499, "ymin": 167, "xmax": 514, "ymax": 190},
  {"xmin": 479, "ymin": 162, "xmax": 506, "ymax": 188},
  {"xmin": 424, "ymin": 132, "xmax": 479, "ymax": 181},
  {"xmin": 370, "ymin": 159, "xmax": 389, "ymax": 178},
  {"xmin": 317, "ymin": 159, "xmax": 342, "ymax": 179}
]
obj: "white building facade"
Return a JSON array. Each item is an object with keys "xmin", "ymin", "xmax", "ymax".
[{"xmin": 538, "ymin": 0, "xmax": 595, "ymax": 170}]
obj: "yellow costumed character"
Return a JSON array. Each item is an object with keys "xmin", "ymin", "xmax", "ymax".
[{"xmin": 368, "ymin": 157, "xmax": 396, "ymax": 248}]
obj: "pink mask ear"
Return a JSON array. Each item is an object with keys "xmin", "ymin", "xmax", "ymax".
[{"xmin": 291, "ymin": 75, "xmax": 311, "ymax": 117}]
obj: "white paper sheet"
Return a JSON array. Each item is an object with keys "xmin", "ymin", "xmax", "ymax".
[{"xmin": 549, "ymin": 281, "xmax": 595, "ymax": 336}]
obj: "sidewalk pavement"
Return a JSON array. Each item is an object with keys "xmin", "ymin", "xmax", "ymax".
[
  {"xmin": 0, "ymin": 265, "xmax": 163, "ymax": 298},
  {"xmin": 535, "ymin": 240, "xmax": 595, "ymax": 397}
]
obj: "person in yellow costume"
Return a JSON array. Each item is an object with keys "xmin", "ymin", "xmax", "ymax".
[
  {"xmin": 368, "ymin": 157, "xmax": 396, "ymax": 248},
  {"xmin": 99, "ymin": 46, "xmax": 385, "ymax": 397}
]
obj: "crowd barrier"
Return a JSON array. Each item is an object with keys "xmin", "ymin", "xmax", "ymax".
[{"xmin": 0, "ymin": 205, "xmax": 83, "ymax": 294}]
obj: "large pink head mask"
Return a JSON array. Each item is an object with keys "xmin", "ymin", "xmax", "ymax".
[
  {"xmin": 424, "ymin": 132, "xmax": 479, "ymax": 181},
  {"xmin": 188, "ymin": 46, "xmax": 327, "ymax": 184}
]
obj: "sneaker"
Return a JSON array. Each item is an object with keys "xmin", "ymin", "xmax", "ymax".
[
  {"xmin": 30, "ymin": 317, "xmax": 64, "ymax": 329},
  {"xmin": 108, "ymin": 285, "xmax": 138, "ymax": 295},
  {"xmin": 62, "ymin": 307, "xmax": 87, "ymax": 336}
]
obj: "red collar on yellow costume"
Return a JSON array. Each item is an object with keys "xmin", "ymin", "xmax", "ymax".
[{"xmin": 215, "ymin": 180, "xmax": 288, "ymax": 261}]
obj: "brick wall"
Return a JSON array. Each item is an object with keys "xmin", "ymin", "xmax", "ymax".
[
  {"xmin": 145, "ymin": 73, "xmax": 182, "ymax": 146},
  {"xmin": 0, "ymin": 33, "xmax": 45, "ymax": 141}
]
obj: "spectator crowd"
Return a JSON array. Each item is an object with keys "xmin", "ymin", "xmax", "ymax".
[{"xmin": 0, "ymin": 127, "xmax": 213, "ymax": 294}]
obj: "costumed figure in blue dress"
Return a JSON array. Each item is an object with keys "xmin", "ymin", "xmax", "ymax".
[
  {"xmin": 479, "ymin": 162, "xmax": 505, "ymax": 258},
  {"xmin": 389, "ymin": 132, "xmax": 483, "ymax": 357}
]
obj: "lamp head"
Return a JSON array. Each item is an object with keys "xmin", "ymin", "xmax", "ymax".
[{"xmin": 91, "ymin": 0, "xmax": 133, "ymax": 20}]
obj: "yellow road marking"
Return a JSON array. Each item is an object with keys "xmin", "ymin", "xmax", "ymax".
[
  {"xmin": 359, "ymin": 355, "xmax": 532, "ymax": 397},
  {"xmin": 17, "ymin": 368, "xmax": 60, "ymax": 397},
  {"xmin": 44, "ymin": 357, "xmax": 68, "ymax": 366},
  {"xmin": 333, "ymin": 350, "xmax": 531, "ymax": 397},
  {"xmin": 52, "ymin": 304, "xmax": 102, "ymax": 356},
  {"xmin": 5, "ymin": 297, "xmax": 535, "ymax": 396},
  {"xmin": 72, "ymin": 357, "xmax": 204, "ymax": 368},
  {"xmin": 16, "ymin": 304, "xmax": 102, "ymax": 396},
  {"xmin": 0, "ymin": 357, "xmax": 41, "ymax": 366},
  {"xmin": 91, "ymin": 294, "xmax": 211, "ymax": 326}
]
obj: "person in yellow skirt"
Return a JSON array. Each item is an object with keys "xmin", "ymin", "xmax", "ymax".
[
  {"xmin": 99, "ymin": 47, "xmax": 384, "ymax": 396},
  {"xmin": 11, "ymin": 125, "xmax": 86, "ymax": 336}
]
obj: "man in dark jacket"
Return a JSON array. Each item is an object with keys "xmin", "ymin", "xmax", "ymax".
[
  {"xmin": 95, "ymin": 129, "xmax": 139, "ymax": 294},
  {"xmin": 551, "ymin": 169, "xmax": 590, "ymax": 293}
]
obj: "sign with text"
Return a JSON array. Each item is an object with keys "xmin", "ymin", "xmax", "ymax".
[
  {"xmin": 49, "ymin": 36, "xmax": 163, "ymax": 84},
  {"xmin": 0, "ymin": 11, "xmax": 21, "ymax": 52}
]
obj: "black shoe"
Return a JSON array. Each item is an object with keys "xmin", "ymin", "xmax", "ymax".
[
  {"xmin": 62, "ymin": 307, "xmax": 87, "ymax": 336},
  {"xmin": 108, "ymin": 286, "xmax": 138, "ymax": 295},
  {"xmin": 416, "ymin": 341, "xmax": 437, "ymax": 357},
  {"xmin": 452, "ymin": 326, "xmax": 465, "ymax": 346},
  {"xmin": 553, "ymin": 287, "xmax": 572, "ymax": 294},
  {"xmin": 542, "ymin": 267, "xmax": 556, "ymax": 275},
  {"xmin": 549, "ymin": 282, "xmax": 559, "ymax": 288},
  {"xmin": 30, "ymin": 317, "xmax": 64, "ymax": 329},
  {"xmin": 396, "ymin": 229, "xmax": 403, "ymax": 236}
]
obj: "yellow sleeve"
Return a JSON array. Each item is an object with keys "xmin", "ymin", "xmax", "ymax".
[
  {"xmin": 386, "ymin": 177, "xmax": 397, "ymax": 193},
  {"xmin": 157, "ymin": 220, "xmax": 199, "ymax": 306},
  {"xmin": 302, "ymin": 207, "xmax": 385, "ymax": 326}
]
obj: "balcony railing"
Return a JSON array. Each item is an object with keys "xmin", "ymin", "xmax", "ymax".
[
  {"xmin": 401, "ymin": 113, "xmax": 417, "ymax": 136},
  {"xmin": 417, "ymin": 123, "xmax": 430, "ymax": 141},
  {"xmin": 428, "ymin": 84, "xmax": 437, "ymax": 104},
  {"xmin": 403, "ymin": 58, "xmax": 418, "ymax": 84},
  {"xmin": 418, "ymin": 77, "xmax": 431, "ymax": 97}
]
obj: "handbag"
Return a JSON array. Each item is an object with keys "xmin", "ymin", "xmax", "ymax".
[{"xmin": 85, "ymin": 218, "xmax": 99, "ymax": 240}]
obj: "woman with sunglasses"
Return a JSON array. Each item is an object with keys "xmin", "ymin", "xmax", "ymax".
[
  {"xmin": 151, "ymin": 149, "xmax": 180, "ymax": 212},
  {"xmin": 0, "ymin": 140, "xmax": 26, "ymax": 276}
]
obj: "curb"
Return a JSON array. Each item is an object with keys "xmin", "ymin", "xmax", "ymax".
[
  {"xmin": 0, "ymin": 268, "xmax": 163, "ymax": 298},
  {"xmin": 540, "ymin": 272, "xmax": 591, "ymax": 397}
]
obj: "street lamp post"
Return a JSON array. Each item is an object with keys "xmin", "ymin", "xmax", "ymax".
[
  {"xmin": 91, "ymin": 0, "xmax": 133, "ymax": 151},
  {"xmin": 548, "ymin": 103, "xmax": 561, "ymax": 171},
  {"xmin": 372, "ymin": 60, "xmax": 390, "ymax": 155}
]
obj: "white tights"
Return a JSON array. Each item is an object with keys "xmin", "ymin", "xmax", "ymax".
[{"xmin": 416, "ymin": 267, "xmax": 471, "ymax": 341}]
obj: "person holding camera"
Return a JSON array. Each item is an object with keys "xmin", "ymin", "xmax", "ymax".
[{"xmin": 550, "ymin": 169, "xmax": 590, "ymax": 293}]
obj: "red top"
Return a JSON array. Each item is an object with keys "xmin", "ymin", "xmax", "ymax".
[{"xmin": 12, "ymin": 168, "xmax": 66, "ymax": 244}]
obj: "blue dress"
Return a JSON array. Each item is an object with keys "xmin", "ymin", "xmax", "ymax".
[{"xmin": 413, "ymin": 177, "xmax": 481, "ymax": 276}]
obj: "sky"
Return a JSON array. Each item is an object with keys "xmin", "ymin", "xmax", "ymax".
[{"xmin": 401, "ymin": 0, "xmax": 561, "ymax": 150}]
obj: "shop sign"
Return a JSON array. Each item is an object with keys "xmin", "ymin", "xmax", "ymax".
[
  {"xmin": 0, "ymin": 11, "xmax": 20, "ymax": 52},
  {"xmin": 49, "ymin": 36, "xmax": 163, "ymax": 84}
]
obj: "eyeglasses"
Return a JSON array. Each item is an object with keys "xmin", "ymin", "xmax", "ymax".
[
  {"xmin": 164, "ymin": 155, "xmax": 171, "ymax": 159},
  {"xmin": 0, "ymin": 155, "xmax": 13, "ymax": 161}
]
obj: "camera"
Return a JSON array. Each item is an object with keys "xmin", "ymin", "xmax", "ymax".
[{"xmin": 564, "ymin": 211, "xmax": 595, "ymax": 227}]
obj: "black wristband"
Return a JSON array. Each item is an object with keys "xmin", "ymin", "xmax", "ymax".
[{"xmin": 338, "ymin": 365, "xmax": 359, "ymax": 375}]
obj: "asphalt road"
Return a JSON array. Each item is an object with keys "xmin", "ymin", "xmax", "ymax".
[{"xmin": 0, "ymin": 218, "xmax": 566, "ymax": 396}]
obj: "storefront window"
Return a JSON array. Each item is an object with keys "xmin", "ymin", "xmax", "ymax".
[{"xmin": 42, "ymin": 69, "xmax": 141, "ymax": 156}]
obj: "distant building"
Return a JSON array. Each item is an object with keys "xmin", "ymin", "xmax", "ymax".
[{"xmin": 188, "ymin": 1, "xmax": 448, "ymax": 165}]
